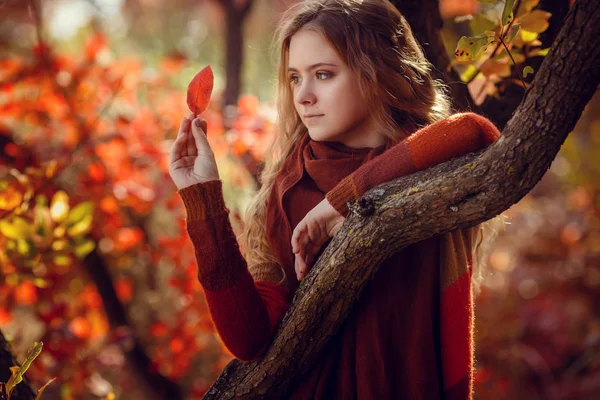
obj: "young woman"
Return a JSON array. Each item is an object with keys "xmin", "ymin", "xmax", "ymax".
[{"xmin": 169, "ymin": 0, "xmax": 501, "ymax": 398}]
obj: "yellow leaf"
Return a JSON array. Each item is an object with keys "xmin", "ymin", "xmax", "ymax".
[
  {"xmin": 66, "ymin": 201, "xmax": 94, "ymax": 227},
  {"xmin": 518, "ymin": 10, "xmax": 551, "ymax": 33},
  {"xmin": 459, "ymin": 64, "xmax": 480, "ymax": 82},
  {"xmin": 53, "ymin": 254, "xmax": 71, "ymax": 266},
  {"xmin": 51, "ymin": 239, "xmax": 70, "ymax": 251},
  {"xmin": 516, "ymin": 0, "xmax": 541, "ymax": 17},
  {"xmin": 33, "ymin": 278, "xmax": 50, "ymax": 288},
  {"xmin": 0, "ymin": 216, "xmax": 34, "ymax": 240},
  {"xmin": 523, "ymin": 66, "xmax": 535, "ymax": 78},
  {"xmin": 50, "ymin": 191, "xmax": 70, "ymax": 223},
  {"xmin": 53, "ymin": 225, "xmax": 66, "ymax": 238},
  {"xmin": 16, "ymin": 239, "xmax": 32, "ymax": 256},
  {"xmin": 74, "ymin": 238, "xmax": 96, "ymax": 259},
  {"xmin": 520, "ymin": 29, "xmax": 538, "ymax": 43},
  {"xmin": 67, "ymin": 214, "xmax": 93, "ymax": 237}
]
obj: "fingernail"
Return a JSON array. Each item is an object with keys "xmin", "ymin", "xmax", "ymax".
[{"xmin": 195, "ymin": 119, "xmax": 201, "ymax": 127}]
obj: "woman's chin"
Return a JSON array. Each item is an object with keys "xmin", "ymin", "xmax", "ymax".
[{"xmin": 308, "ymin": 130, "xmax": 336, "ymax": 142}]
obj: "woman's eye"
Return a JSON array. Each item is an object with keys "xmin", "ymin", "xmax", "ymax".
[
  {"xmin": 316, "ymin": 72, "xmax": 331, "ymax": 80},
  {"xmin": 289, "ymin": 75, "xmax": 300, "ymax": 85}
]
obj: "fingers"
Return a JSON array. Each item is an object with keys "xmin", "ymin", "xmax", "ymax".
[
  {"xmin": 191, "ymin": 117, "xmax": 210, "ymax": 152},
  {"xmin": 170, "ymin": 117, "xmax": 193, "ymax": 166}
]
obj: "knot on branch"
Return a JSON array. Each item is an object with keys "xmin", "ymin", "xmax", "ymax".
[{"xmin": 348, "ymin": 197, "xmax": 376, "ymax": 217}]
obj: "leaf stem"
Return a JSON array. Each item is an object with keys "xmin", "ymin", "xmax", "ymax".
[
  {"xmin": 464, "ymin": 0, "xmax": 523, "ymax": 84},
  {"xmin": 499, "ymin": 36, "xmax": 527, "ymax": 89}
]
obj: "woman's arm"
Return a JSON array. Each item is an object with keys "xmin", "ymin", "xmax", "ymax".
[
  {"xmin": 325, "ymin": 112, "xmax": 501, "ymax": 217},
  {"xmin": 178, "ymin": 180, "xmax": 290, "ymax": 361}
]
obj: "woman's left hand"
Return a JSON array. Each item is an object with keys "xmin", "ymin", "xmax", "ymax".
[{"xmin": 291, "ymin": 198, "xmax": 345, "ymax": 281}]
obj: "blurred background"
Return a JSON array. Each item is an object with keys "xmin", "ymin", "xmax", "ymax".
[{"xmin": 0, "ymin": 0, "xmax": 598, "ymax": 399}]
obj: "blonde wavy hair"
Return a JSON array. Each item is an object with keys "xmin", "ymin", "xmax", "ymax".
[{"xmin": 238, "ymin": 0, "xmax": 497, "ymax": 293}]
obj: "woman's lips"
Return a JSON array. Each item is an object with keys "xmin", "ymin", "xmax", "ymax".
[{"xmin": 304, "ymin": 114, "xmax": 324, "ymax": 123}]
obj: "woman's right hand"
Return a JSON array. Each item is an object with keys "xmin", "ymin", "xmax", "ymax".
[{"xmin": 169, "ymin": 113, "xmax": 220, "ymax": 190}]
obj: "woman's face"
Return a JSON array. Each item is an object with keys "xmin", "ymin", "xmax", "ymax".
[{"xmin": 288, "ymin": 28, "xmax": 385, "ymax": 148}]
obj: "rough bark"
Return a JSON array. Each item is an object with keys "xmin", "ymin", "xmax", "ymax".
[
  {"xmin": 203, "ymin": 0, "xmax": 600, "ymax": 398},
  {"xmin": 0, "ymin": 331, "xmax": 35, "ymax": 400}
]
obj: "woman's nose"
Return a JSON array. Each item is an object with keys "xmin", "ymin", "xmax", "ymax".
[{"xmin": 295, "ymin": 82, "xmax": 316, "ymax": 105}]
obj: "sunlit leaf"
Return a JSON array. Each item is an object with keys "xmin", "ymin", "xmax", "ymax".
[
  {"xmin": 523, "ymin": 66, "xmax": 535, "ymax": 78},
  {"xmin": 50, "ymin": 191, "xmax": 70, "ymax": 223},
  {"xmin": 520, "ymin": 29, "xmax": 538, "ymax": 43},
  {"xmin": 455, "ymin": 33, "xmax": 495, "ymax": 61},
  {"xmin": 16, "ymin": 239, "xmax": 32, "ymax": 256},
  {"xmin": 502, "ymin": 0, "xmax": 516, "ymax": 25},
  {"xmin": 74, "ymin": 238, "xmax": 96, "ymax": 259},
  {"xmin": 67, "ymin": 214, "xmax": 93, "ymax": 237},
  {"xmin": 518, "ymin": 10, "xmax": 551, "ymax": 33},
  {"xmin": 5, "ymin": 341, "xmax": 43, "ymax": 395},
  {"xmin": 65, "ymin": 201, "xmax": 94, "ymax": 227},
  {"xmin": 516, "ymin": 0, "xmax": 541, "ymax": 17},
  {"xmin": 460, "ymin": 64, "xmax": 480, "ymax": 82},
  {"xmin": 187, "ymin": 65, "xmax": 214, "ymax": 115},
  {"xmin": 529, "ymin": 47, "xmax": 550, "ymax": 57},
  {"xmin": 53, "ymin": 254, "xmax": 72, "ymax": 266},
  {"xmin": 0, "ymin": 216, "xmax": 34, "ymax": 240},
  {"xmin": 51, "ymin": 239, "xmax": 70, "ymax": 251}
]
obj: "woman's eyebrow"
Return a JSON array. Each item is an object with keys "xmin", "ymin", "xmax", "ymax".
[{"xmin": 288, "ymin": 62, "xmax": 338, "ymax": 72}]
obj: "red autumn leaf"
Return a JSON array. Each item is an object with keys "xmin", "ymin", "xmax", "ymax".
[{"xmin": 186, "ymin": 65, "xmax": 214, "ymax": 115}]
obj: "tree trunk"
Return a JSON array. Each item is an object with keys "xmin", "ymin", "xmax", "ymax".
[
  {"xmin": 0, "ymin": 330, "xmax": 35, "ymax": 400},
  {"xmin": 388, "ymin": 0, "xmax": 476, "ymax": 111},
  {"xmin": 222, "ymin": 0, "xmax": 254, "ymax": 109},
  {"xmin": 202, "ymin": 0, "xmax": 600, "ymax": 398}
]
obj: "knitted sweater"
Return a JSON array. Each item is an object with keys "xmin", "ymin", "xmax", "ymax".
[{"xmin": 178, "ymin": 112, "xmax": 501, "ymax": 399}]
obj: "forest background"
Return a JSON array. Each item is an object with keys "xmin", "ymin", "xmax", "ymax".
[{"xmin": 0, "ymin": 0, "xmax": 599, "ymax": 399}]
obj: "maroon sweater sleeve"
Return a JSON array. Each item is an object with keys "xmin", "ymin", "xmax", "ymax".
[
  {"xmin": 177, "ymin": 180, "xmax": 290, "ymax": 361},
  {"xmin": 326, "ymin": 112, "xmax": 501, "ymax": 217}
]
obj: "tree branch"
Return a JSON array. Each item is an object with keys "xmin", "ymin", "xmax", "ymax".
[{"xmin": 202, "ymin": 0, "xmax": 600, "ymax": 398}]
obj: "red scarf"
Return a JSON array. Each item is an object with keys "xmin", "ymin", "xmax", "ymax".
[{"xmin": 266, "ymin": 133, "xmax": 395, "ymax": 293}]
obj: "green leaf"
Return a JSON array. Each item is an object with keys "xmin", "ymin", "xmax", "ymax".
[
  {"xmin": 5, "ymin": 342, "xmax": 43, "ymax": 395},
  {"xmin": 502, "ymin": 0, "xmax": 516, "ymax": 25},
  {"xmin": 65, "ymin": 201, "xmax": 94, "ymax": 227},
  {"xmin": 523, "ymin": 66, "xmax": 535, "ymax": 78},
  {"xmin": 455, "ymin": 34, "xmax": 495, "ymax": 61}
]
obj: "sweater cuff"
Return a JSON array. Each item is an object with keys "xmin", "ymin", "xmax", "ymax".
[
  {"xmin": 177, "ymin": 180, "xmax": 229, "ymax": 221},
  {"xmin": 325, "ymin": 175, "xmax": 359, "ymax": 218}
]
